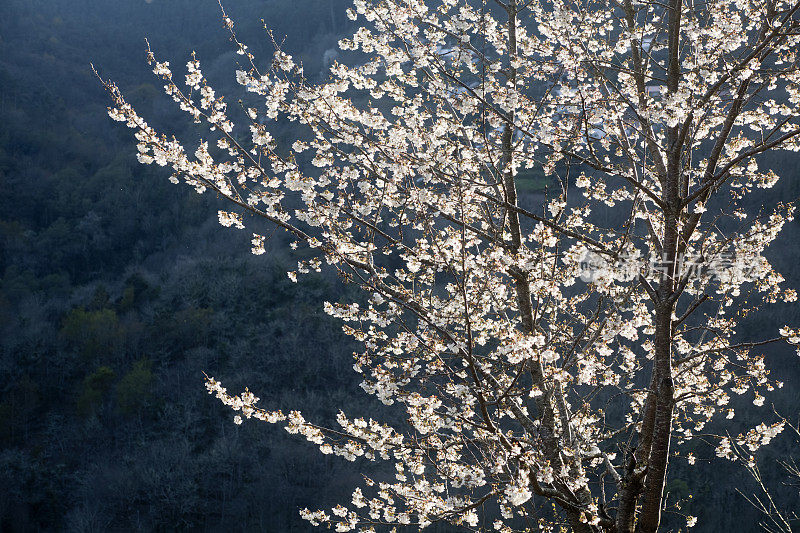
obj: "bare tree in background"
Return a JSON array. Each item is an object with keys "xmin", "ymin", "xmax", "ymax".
[
  {"xmin": 735, "ymin": 412, "xmax": 800, "ymax": 533},
  {"xmin": 100, "ymin": 0, "xmax": 800, "ymax": 530}
]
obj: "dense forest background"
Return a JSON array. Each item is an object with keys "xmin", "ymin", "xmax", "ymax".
[{"xmin": 1, "ymin": 1, "xmax": 799, "ymax": 531}]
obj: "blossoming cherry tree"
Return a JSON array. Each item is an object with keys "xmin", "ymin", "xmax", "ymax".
[{"xmin": 101, "ymin": 0, "xmax": 800, "ymax": 530}]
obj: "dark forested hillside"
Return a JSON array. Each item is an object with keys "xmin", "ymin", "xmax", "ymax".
[
  {"xmin": 0, "ymin": 2, "xmax": 374, "ymax": 531},
  {"xmin": 1, "ymin": 1, "xmax": 799, "ymax": 531}
]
